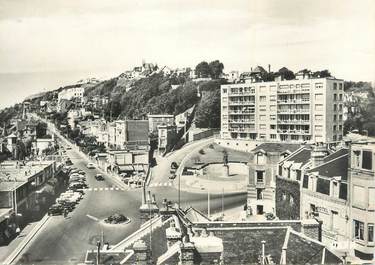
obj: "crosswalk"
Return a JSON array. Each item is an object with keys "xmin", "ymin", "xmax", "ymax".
[
  {"xmin": 148, "ymin": 182, "xmax": 173, "ymax": 188},
  {"xmin": 85, "ymin": 187, "xmax": 126, "ymax": 192}
]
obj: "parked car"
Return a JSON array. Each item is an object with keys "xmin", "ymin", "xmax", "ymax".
[
  {"xmin": 69, "ymin": 182, "xmax": 87, "ymax": 190},
  {"xmin": 86, "ymin": 163, "xmax": 96, "ymax": 169},
  {"xmin": 169, "ymin": 174, "xmax": 177, "ymax": 180},
  {"xmin": 48, "ymin": 204, "xmax": 64, "ymax": 216},
  {"xmin": 78, "ymin": 170, "xmax": 86, "ymax": 175},
  {"xmin": 95, "ymin": 174, "xmax": 104, "ymax": 181},
  {"xmin": 66, "ymin": 146, "xmax": 72, "ymax": 150},
  {"xmin": 65, "ymin": 159, "xmax": 73, "ymax": 166}
]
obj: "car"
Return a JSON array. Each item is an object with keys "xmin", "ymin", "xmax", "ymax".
[
  {"xmin": 78, "ymin": 170, "xmax": 86, "ymax": 175},
  {"xmin": 86, "ymin": 163, "xmax": 96, "ymax": 169},
  {"xmin": 69, "ymin": 182, "xmax": 87, "ymax": 190},
  {"xmin": 66, "ymin": 146, "xmax": 72, "ymax": 150},
  {"xmin": 65, "ymin": 159, "xmax": 73, "ymax": 166},
  {"xmin": 48, "ymin": 204, "xmax": 64, "ymax": 216},
  {"xmin": 95, "ymin": 174, "xmax": 104, "ymax": 181},
  {"xmin": 169, "ymin": 174, "xmax": 177, "ymax": 180}
]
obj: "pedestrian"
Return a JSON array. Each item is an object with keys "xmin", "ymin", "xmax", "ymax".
[{"xmin": 64, "ymin": 208, "xmax": 68, "ymax": 218}]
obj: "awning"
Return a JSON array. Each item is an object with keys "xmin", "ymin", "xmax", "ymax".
[{"xmin": 118, "ymin": 165, "xmax": 135, "ymax": 172}]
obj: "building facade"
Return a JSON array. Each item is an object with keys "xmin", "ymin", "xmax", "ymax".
[
  {"xmin": 220, "ymin": 77, "xmax": 344, "ymax": 145},
  {"xmin": 247, "ymin": 143, "xmax": 300, "ymax": 216},
  {"xmin": 349, "ymin": 142, "xmax": 375, "ymax": 260},
  {"xmin": 147, "ymin": 114, "xmax": 175, "ymax": 133}
]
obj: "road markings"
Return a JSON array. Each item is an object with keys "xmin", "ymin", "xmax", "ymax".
[
  {"xmin": 148, "ymin": 181, "xmax": 174, "ymax": 187},
  {"xmin": 86, "ymin": 214, "xmax": 99, "ymax": 222}
]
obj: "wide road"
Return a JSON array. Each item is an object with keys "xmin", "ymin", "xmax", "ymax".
[{"xmin": 15, "ymin": 148, "xmax": 246, "ymax": 264}]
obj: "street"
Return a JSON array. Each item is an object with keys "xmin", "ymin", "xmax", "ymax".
[{"xmin": 15, "ymin": 147, "xmax": 246, "ymax": 264}]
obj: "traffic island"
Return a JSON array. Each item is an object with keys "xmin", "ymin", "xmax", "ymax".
[{"xmin": 101, "ymin": 214, "xmax": 131, "ymax": 226}]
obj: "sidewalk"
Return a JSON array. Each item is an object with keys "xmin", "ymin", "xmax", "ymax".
[{"xmin": 0, "ymin": 218, "xmax": 43, "ymax": 264}]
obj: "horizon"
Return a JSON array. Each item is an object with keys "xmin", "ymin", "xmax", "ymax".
[{"xmin": 0, "ymin": 0, "xmax": 374, "ymax": 108}]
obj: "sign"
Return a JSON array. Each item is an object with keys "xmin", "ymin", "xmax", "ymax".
[{"xmin": 316, "ymin": 206, "xmax": 329, "ymax": 214}]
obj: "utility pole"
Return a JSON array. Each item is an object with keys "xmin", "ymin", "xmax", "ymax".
[
  {"xmin": 178, "ymin": 172, "xmax": 181, "ymax": 208},
  {"xmin": 96, "ymin": 241, "xmax": 101, "ymax": 265}
]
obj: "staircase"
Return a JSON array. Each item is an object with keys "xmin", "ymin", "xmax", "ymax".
[{"xmin": 110, "ymin": 215, "xmax": 164, "ymax": 252}]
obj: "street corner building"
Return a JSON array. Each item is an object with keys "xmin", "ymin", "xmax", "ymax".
[
  {"xmin": 219, "ymin": 70, "xmax": 345, "ymax": 152},
  {"xmin": 84, "ymin": 205, "xmax": 343, "ymax": 265},
  {"xmin": 275, "ymin": 141, "xmax": 375, "ymax": 261}
]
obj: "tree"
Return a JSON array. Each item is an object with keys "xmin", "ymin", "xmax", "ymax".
[
  {"xmin": 195, "ymin": 61, "xmax": 210, "ymax": 78},
  {"xmin": 312, "ymin": 70, "xmax": 331, "ymax": 78},
  {"xmin": 36, "ymin": 122, "xmax": 47, "ymax": 138},
  {"xmin": 195, "ymin": 90, "xmax": 221, "ymax": 128},
  {"xmin": 209, "ymin": 60, "xmax": 224, "ymax": 79}
]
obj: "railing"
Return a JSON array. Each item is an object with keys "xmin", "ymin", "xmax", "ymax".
[
  {"xmin": 229, "ymin": 101, "xmax": 255, "ymax": 105},
  {"xmin": 228, "ymin": 119, "xmax": 255, "ymax": 123},
  {"xmin": 277, "ymin": 99, "xmax": 310, "ymax": 104},
  {"xmin": 277, "ymin": 119, "xmax": 310, "ymax": 124},
  {"xmin": 110, "ymin": 215, "xmax": 164, "ymax": 251},
  {"xmin": 277, "ymin": 129, "xmax": 310, "ymax": 134},
  {"xmin": 156, "ymin": 242, "xmax": 181, "ymax": 265},
  {"xmin": 277, "ymin": 109, "xmax": 310, "ymax": 114}
]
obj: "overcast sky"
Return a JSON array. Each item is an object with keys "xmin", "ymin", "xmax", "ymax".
[{"xmin": 0, "ymin": 0, "xmax": 374, "ymax": 81}]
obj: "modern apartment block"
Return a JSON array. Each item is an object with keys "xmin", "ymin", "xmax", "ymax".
[{"xmin": 220, "ymin": 77, "xmax": 345, "ymax": 146}]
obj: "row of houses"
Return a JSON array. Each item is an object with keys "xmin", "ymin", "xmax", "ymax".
[{"xmin": 246, "ymin": 138, "xmax": 375, "ymax": 260}]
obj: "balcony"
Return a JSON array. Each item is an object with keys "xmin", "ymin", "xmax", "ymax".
[
  {"xmin": 277, "ymin": 109, "xmax": 310, "ymax": 114},
  {"xmin": 277, "ymin": 119, "xmax": 310, "ymax": 125},
  {"xmin": 229, "ymin": 101, "xmax": 256, "ymax": 106},
  {"xmin": 228, "ymin": 127, "xmax": 255, "ymax": 133},
  {"xmin": 277, "ymin": 129, "xmax": 310, "ymax": 134},
  {"xmin": 277, "ymin": 99, "xmax": 310, "ymax": 104},
  {"xmin": 229, "ymin": 110, "xmax": 255, "ymax": 114},
  {"xmin": 229, "ymin": 119, "xmax": 255, "ymax": 123}
]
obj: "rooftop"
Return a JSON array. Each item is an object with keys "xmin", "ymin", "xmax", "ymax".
[{"xmin": 252, "ymin": 143, "xmax": 301, "ymax": 154}]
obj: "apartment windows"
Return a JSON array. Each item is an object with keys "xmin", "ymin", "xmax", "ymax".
[
  {"xmin": 368, "ymin": 224, "xmax": 374, "ymax": 243},
  {"xmin": 256, "ymin": 170, "xmax": 265, "ymax": 183},
  {"xmin": 315, "ymin": 115, "xmax": 323, "ymax": 121},
  {"xmin": 270, "ymin": 134, "xmax": 276, "ymax": 139},
  {"xmin": 291, "ymin": 135, "xmax": 299, "ymax": 140},
  {"xmin": 260, "ymin": 115, "xmax": 266, "ymax": 121},
  {"xmin": 339, "ymin": 125, "xmax": 343, "ymax": 131},
  {"xmin": 339, "ymin": 115, "xmax": 343, "ymax": 121},
  {"xmin": 334, "ymin": 94, "xmax": 337, "ymax": 101},
  {"xmin": 353, "ymin": 150, "xmax": 361, "ymax": 167},
  {"xmin": 339, "ymin": 83, "xmax": 343, "ymax": 90},
  {"xmin": 270, "ymin": 105, "xmax": 276, "ymax": 111},
  {"xmin": 354, "ymin": 220, "xmax": 364, "ymax": 240},
  {"xmin": 333, "ymin": 125, "xmax": 337, "ymax": 131},
  {"xmin": 339, "ymin": 104, "xmax": 343, "ymax": 111},
  {"xmin": 270, "ymin": 95, "xmax": 277, "ymax": 101},
  {"xmin": 333, "ymin": 115, "xmax": 337, "ymax": 121},
  {"xmin": 303, "ymin": 175, "xmax": 309, "ymax": 188},
  {"xmin": 270, "ymin": 124, "xmax": 276, "ymax": 130},
  {"xmin": 257, "ymin": 188, "xmax": 264, "ymax": 200},
  {"xmin": 330, "ymin": 211, "xmax": 339, "ymax": 231},
  {"xmin": 223, "ymin": 88, "xmax": 227, "ymax": 93},
  {"xmin": 339, "ymin": 94, "xmax": 343, "ymax": 101},
  {"xmin": 259, "ymin": 96, "xmax": 266, "ymax": 102},
  {"xmin": 270, "ymin": 115, "xmax": 276, "ymax": 121},
  {"xmin": 259, "ymin": 124, "xmax": 267, "ymax": 130},
  {"xmin": 362, "ymin": 150, "xmax": 372, "ymax": 170},
  {"xmin": 333, "ymin": 83, "xmax": 337, "ymax": 90},
  {"xmin": 334, "ymin": 104, "xmax": 337, "ymax": 111}
]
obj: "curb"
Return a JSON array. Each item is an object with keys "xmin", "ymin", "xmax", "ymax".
[{"xmin": 3, "ymin": 215, "xmax": 51, "ymax": 265}]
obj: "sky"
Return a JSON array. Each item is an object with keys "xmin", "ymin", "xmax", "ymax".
[{"xmin": 0, "ymin": 0, "xmax": 374, "ymax": 108}]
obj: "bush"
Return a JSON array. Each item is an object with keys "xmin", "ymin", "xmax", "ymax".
[
  {"xmin": 105, "ymin": 213, "xmax": 129, "ymax": 224},
  {"xmin": 208, "ymin": 144, "xmax": 214, "ymax": 149}
]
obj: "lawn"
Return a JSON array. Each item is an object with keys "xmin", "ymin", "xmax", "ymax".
[{"xmin": 184, "ymin": 143, "xmax": 250, "ymax": 168}]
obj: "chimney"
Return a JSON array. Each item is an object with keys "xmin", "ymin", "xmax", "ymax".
[
  {"xmin": 311, "ymin": 143, "xmax": 329, "ymax": 168},
  {"xmin": 268, "ymin": 64, "xmax": 271, "ymax": 73}
]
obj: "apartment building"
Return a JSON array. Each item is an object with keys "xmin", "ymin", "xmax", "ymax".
[
  {"xmin": 349, "ymin": 142, "xmax": 375, "ymax": 260},
  {"xmin": 107, "ymin": 120, "xmax": 149, "ymax": 150},
  {"xmin": 276, "ymin": 142, "xmax": 375, "ymax": 261},
  {"xmin": 220, "ymin": 77, "xmax": 345, "ymax": 148},
  {"xmin": 57, "ymin": 86, "xmax": 85, "ymax": 111},
  {"xmin": 147, "ymin": 114, "xmax": 175, "ymax": 133}
]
